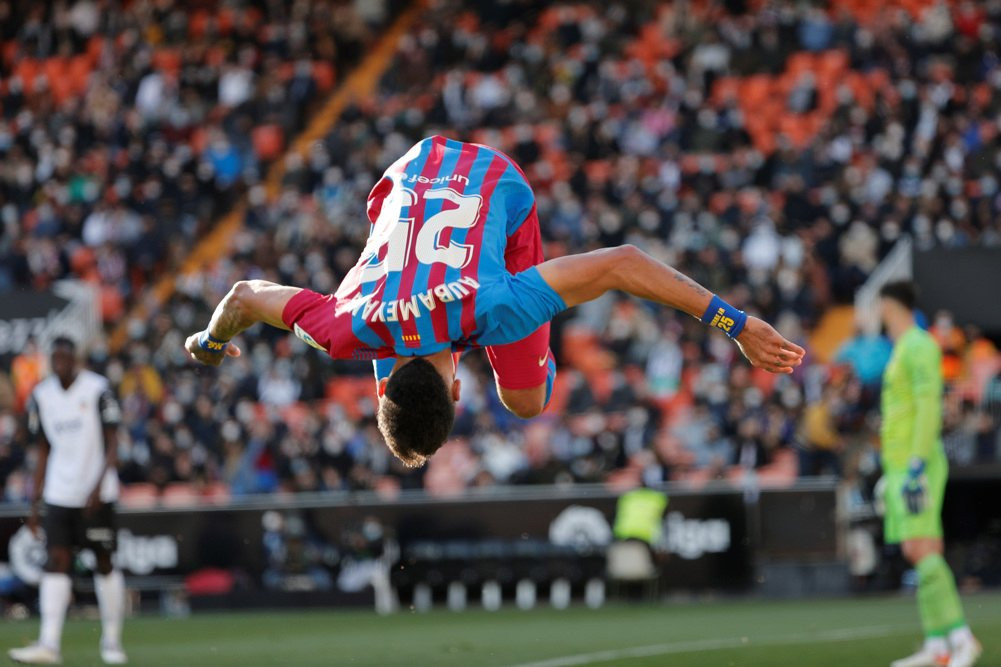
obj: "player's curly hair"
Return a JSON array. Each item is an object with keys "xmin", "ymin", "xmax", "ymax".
[{"xmin": 377, "ymin": 358, "xmax": 455, "ymax": 467}]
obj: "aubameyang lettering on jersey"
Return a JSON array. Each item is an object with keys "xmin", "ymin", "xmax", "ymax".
[
  {"xmin": 402, "ymin": 173, "xmax": 470, "ymax": 186},
  {"xmin": 347, "ymin": 276, "xmax": 481, "ymax": 324}
]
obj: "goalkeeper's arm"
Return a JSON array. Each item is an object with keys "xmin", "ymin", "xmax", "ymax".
[
  {"xmin": 906, "ymin": 338, "xmax": 943, "ymax": 462},
  {"xmin": 902, "ymin": 337, "xmax": 944, "ymax": 513}
]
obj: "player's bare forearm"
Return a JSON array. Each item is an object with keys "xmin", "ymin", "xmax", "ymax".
[
  {"xmin": 31, "ymin": 437, "xmax": 48, "ymax": 505},
  {"xmin": 185, "ymin": 280, "xmax": 301, "ymax": 366},
  {"xmin": 537, "ymin": 245, "xmax": 805, "ymax": 373},
  {"xmin": 104, "ymin": 427, "xmax": 119, "ymax": 470},
  {"xmin": 27, "ymin": 439, "xmax": 46, "ymax": 533},
  {"xmin": 536, "ymin": 245, "xmax": 711, "ymax": 316},
  {"xmin": 89, "ymin": 426, "xmax": 119, "ymax": 502},
  {"xmin": 208, "ymin": 281, "xmax": 290, "ymax": 339}
]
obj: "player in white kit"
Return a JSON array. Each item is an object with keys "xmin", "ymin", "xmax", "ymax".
[{"xmin": 8, "ymin": 337, "xmax": 128, "ymax": 665}]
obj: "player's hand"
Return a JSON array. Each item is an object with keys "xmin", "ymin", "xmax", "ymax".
[
  {"xmin": 734, "ymin": 316, "xmax": 805, "ymax": 374},
  {"xmin": 902, "ymin": 457, "xmax": 927, "ymax": 515},
  {"xmin": 184, "ymin": 332, "xmax": 242, "ymax": 366}
]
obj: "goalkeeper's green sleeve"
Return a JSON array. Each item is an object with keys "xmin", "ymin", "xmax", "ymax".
[{"xmin": 906, "ymin": 337, "xmax": 942, "ymax": 462}]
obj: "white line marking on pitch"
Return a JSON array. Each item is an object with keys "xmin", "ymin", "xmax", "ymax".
[{"xmin": 506, "ymin": 623, "xmax": 911, "ymax": 667}]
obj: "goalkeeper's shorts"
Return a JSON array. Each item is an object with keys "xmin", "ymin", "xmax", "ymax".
[{"xmin": 882, "ymin": 460, "xmax": 946, "ymax": 544}]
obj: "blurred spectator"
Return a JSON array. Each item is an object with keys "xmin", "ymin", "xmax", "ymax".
[
  {"xmin": 797, "ymin": 385, "xmax": 843, "ymax": 477},
  {"xmin": 835, "ymin": 328, "xmax": 892, "ymax": 388},
  {"xmin": 9, "ymin": 339, "xmax": 43, "ymax": 412},
  {"xmin": 931, "ymin": 311, "xmax": 967, "ymax": 382}
]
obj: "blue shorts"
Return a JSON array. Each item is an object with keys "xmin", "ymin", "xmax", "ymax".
[{"xmin": 475, "ymin": 266, "xmax": 567, "ymax": 346}]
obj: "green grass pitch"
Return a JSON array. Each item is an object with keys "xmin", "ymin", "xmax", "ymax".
[{"xmin": 2, "ymin": 593, "xmax": 998, "ymax": 666}]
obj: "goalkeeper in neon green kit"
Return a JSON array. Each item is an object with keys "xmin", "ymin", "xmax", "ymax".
[{"xmin": 878, "ymin": 282, "xmax": 981, "ymax": 667}]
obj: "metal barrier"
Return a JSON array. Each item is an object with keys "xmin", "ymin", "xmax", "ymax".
[{"xmin": 0, "ymin": 481, "xmax": 840, "ymax": 611}]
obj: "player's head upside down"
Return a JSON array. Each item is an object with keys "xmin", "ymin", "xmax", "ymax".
[{"xmin": 376, "ymin": 352, "xmax": 459, "ymax": 467}]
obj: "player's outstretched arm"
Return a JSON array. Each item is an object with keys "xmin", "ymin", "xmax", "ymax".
[
  {"xmin": 185, "ymin": 280, "xmax": 301, "ymax": 366},
  {"xmin": 536, "ymin": 245, "xmax": 805, "ymax": 374}
]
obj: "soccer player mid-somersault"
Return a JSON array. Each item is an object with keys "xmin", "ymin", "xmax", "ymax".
[{"xmin": 185, "ymin": 136, "xmax": 805, "ymax": 466}]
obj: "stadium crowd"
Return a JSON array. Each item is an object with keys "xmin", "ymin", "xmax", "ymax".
[{"xmin": 2, "ymin": 0, "xmax": 1001, "ymax": 502}]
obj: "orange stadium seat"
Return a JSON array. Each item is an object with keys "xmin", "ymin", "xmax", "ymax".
[
  {"xmin": 10, "ymin": 350, "xmax": 43, "ymax": 412},
  {"xmin": 86, "ymin": 36, "xmax": 104, "ymax": 63},
  {"xmin": 846, "ymin": 72, "xmax": 875, "ymax": 110},
  {"xmin": 679, "ymin": 154, "xmax": 701, "ymax": 174},
  {"xmin": 711, "ymin": 76, "xmax": 740, "ymax": 106},
  {"xmin": 201, "ymin": 482, "xmax": 232, "ymax": 505},
  {"xmin": 118, "ymin": 483, "xmax": 159, "ymax": 509},
  {"xmin": 68, "ymin": 55, "xmax": 94, "ymax": 92},
  {"xmin": 818, "ymin": 50, "xmax": 848, "ymax": 79},
  {"xmin": 153, "ymin": 49, "xmax": 182, "ymax": 75},
  {"xmin": 325, "ymin": 377, "xmax": 376, "ymax": 420},
  {"xmin": 777, "ymin": 114, "xmax": 812, "ymax": 149},
  {"xmin": 42, "ymin": 57, "xmax": 68, "ymax": 84},
  {"xmin": 188, "ymin": 10, "xmax": 210, "ymax": 39},
  {"xmin": 534, "ymin": 122, "xmax": 560, "ymax": 147},
  {"xmin": 14, "ymin": 59, "xmax": 39, "ymax": 93},
  {"xmin": 241, "ymin": 6, "xmax": 264, "ymax": 29},
  {"xmin": 542, "ymin": 371, "xmax": 570, "ymax": 416},
  {"xmin": 584, "ymin": 160, "xmax": 612, "ymax": 185},
  {"xmin": 751, "ymin": 366, "xmax": 780, "ymax": 396},
  {"xmin": 100, "ymin": 284, "xmax": 126, "ymax": 322},
  {"xmin": 560, "ymin": 327, "xmax": 608, "ymax": 374},
  {"xmin": 277, "ymin": 62, "xmax": 294, "ymax": 83},
  {"xmin": 785, "ymin": 52, "xmax": 817, "ymax": 79},
  {"xmin": 750, "ymin": 128, "xmax": 777, "ymax": 155},
  {"xmin": 756, "ymin": 449, "xmax": 799, "ymax": 487},
  {"xmin": 252, "ymin": 124, "xmax": 284, "ymax": 161},
  {"xmin": 216, "ymin": 7, "xmax": 235, "ymax": 34},
  {"xmin": 718, "ymin": 47, "xmax": 889, "ymax": 152},
  {"xmin": 161, "ymin": 483, "xmax": 199, "ymax": 507},
  {"xmin": 312, "ymin": 61, "xmax": 336, "ymax": 91},
  {"xmin": 740, "ymin": 75, "xmax": 773, "ymax": 108},
  {"xmin": 49, "ymin": 78, "xmax": 74, "ymax": 106},
  {"xmin": 205, "ymin": 45, "xmax": 226, "ymax": 68},
  {"xmin": 278, "ymin": 402, "xmax": 311, "ymax": 433},
  {"xmin": 817, "ymin": 84, "xmax": 838, "ymax": 114},
  {"xmin": 1, "ymin": 41, "xmax": 17, "ymax": 67},
  {"xmin": 189, "ymin": 126, "xmax": 209, "ymax": 154}
]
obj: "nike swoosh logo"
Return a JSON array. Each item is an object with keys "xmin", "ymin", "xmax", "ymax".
[{"xmin": 537, "ymin": 354, "xmax": 549, "ymax": 367}]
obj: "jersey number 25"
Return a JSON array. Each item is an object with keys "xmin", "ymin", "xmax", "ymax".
[{"xmin": 360, "ymin": 186, "xmax": 483, "ymax": 282}]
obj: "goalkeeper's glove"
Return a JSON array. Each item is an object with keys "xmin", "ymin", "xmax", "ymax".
[{"xmin": 902, "ymin": 457, "xmax": 926, "ymax": 515}]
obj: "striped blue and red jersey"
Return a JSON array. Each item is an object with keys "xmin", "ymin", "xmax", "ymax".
[
  {"xmin": 311, "ymin": 135, "xmax": 565, "ymax": 361},
  {"xmin": 281, "ymin": 136, "xmax": 563, "ymax": 398}
]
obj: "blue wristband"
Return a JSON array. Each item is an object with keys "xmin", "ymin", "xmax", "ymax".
[
  {"xmin": 701, "ymin": 295, "xmax": 747, "ymax": 339},
  {"xmin": 198, "ymin": 330, "xmax": 230, "ymax": 354}
]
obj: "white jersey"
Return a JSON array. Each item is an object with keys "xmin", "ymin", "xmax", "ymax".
[{"xmin": 27, "ymin": 369, "xmax": 121, "ymax": 508}]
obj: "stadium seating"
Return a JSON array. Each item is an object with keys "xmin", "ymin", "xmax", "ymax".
[{"xmin": 1, "ymin": 0, "xmax": 1000, "ymax": 504}]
